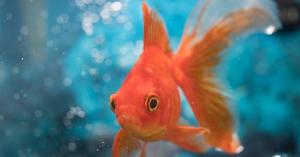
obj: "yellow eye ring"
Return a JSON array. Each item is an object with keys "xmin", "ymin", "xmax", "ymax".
[
  {"xmin": 146, "ymin": 94, "xmax": 159, "ymax": 112},
  {"xmin": 109, "ymin": 94, "xmax": 116, "ymax": 112}
]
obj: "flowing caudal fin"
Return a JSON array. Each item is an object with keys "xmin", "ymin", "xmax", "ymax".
[
  {"xmin": 142, "ymin": 1, "xmax": 170, "ymax": 54},
  {"xmin": 112, "ymin": 129, "xmax": 145, "ymax": 157},
  {"xmin": 165, "ymin": 126, "xmax": 210, "ymax": 153},
  {"xmin": 173, "ymin": 0, "xmax": 281, "ymax": 154}
]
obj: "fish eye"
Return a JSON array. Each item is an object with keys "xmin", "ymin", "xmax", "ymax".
[
  {"xmin": 146, "ymin": 94, "xmax": 159, "ymax": 112},
  {"xmin": 109, "ymin": 94, "xmax": 116, "ymax": 112}
]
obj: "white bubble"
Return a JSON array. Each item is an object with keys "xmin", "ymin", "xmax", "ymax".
[
  {"xmin": 134, "ymin": 40, "xmax": 143, "ymax": 55},
  {"xmin": 46, "ymin": 40, "xmax": 54, "ymax": 47},
  {"xmin": 17, "ymin": 36, "xmax": 23, "ymax": 41},
  {"xmin": 77, "ymin": 110, "xmax": 86, "ymax": 118},
  {"xmin": 5, "ymin": 129, "xmax": 12, "ymax": 136},
  {"xmin": 63, "ymin": 77, "xmax": 72, "ymax": 86},
  {"xmin": 124, "ymin": 22, "xmax": 132, "ymax": 31},
  {"xmin": 0, "ymin": 65, "xmax": 5, "ymax": 83},
  {"xmin": 215, "ymin": 147, "xmax": 223, "ymax": 152},
  {"xmin": 67, "ymin": 111, "xmax": 74, "ymax": 119},
  {"xmin": 91, "ymin": 13, "xmax": 100, "ymax": 23},
  {"xmin": 14, "ymin": 93, "xmax": 20, "ymax": 100},
  {"xmin": 26, "ymin": 148, "xmax": 32, "ymax": 153},
  {"xmin": 75, "ymin": 0, "xmax": 85, "ymax": 8},
  {"xmin": 56, "ymin": 14, "xmax": 69, "ymax": 24},
  {"xmin": 236, "ymin": 146, "xmax": 244, "ymax": 153},
  {"xmin": 0, "ymin": 115, "xmax": 4, "ymax": 121},
  {"xmin": 81, "ymin": 70, "xmax": 87, "ymax": 76},
  {"xmin": 82, "ymin": 0, "xmax": 92, "ymax": 4},
  {"xmin": 40, "ymin": 10, "xmax": 48, "ymax": 18},
  {"xmin": 105, "ymin": 59, "xmax": 112, "ymax": 66},
  {"xmin": 68, "ymin": 142, "xmax": 77, "ymax": 152},
  {"xmin": 91, "ymin": 50, "xmax": 105, "ymax": 64},
  {"xmin": 255, "ymin": 62, "xmax": 268, "ymax": 75},
  {"xmin": 119, "ymin": 45, "xmax": 128, "ymax": 54},
  {"xmin": 88, "ymin": 68, "xmax": 97, "ymax": 75},
  {"xmin": 67, "ymin": 106, "xmax": 86, "ymax": 119},
  {"xmin": 51, "ymin": 25, "xmax": 61, "ymax": 34},
  {"xmin": 85, "ymin": 124, "xmax": 93, "ymax": 131},
  {"xmin": 33, "ymin": 128, "xmax": 42, "ymax": 137},
  {"xmin": 12, "ymin": 66, "xmax": 19, "ymax": 75},
  {"xmin": 100, "ymin": 9, "xmax": 110, "ymax": 20},
  {"xmin": 111, "ymin": 1, "xmax": 122, "ymax": 12},
  {"xmin": 82, "ymin": 13, "xmax": 94, "ymax": 35},
  {"xmin": 95, "ymin": 0, "xmax": 105, "ymax": 5},
  {"xmin": 95, "ymin": 37, "xmax": 105, "ymax": 45},
  {"xmin": 265, "ymin": 25, "xmax": 276, "ymax": 35},
  {"xmin": 6, "ymin": 13, "xmax": 13, "ymax": 20},
  {"xmin": 63, "ymin": 118, "xmax": 72, "ymax": 128},
  {"xmin": 20, "ymin": 26, "xmax": 29, "ymax": 36},
  {"xmin": 35, "ymin": 110, "xmax": 43, "ymax": 118},
  {"xmin": 117, "ymin": 15, "xmax": 127, "ymax": 24},
  {"xmin": 103, "ymin": 73, "xmax": 111, "ymax": 82},
  {"xmin": 272, "ymin": 154, "xmax": 288, "ymax": 157}
]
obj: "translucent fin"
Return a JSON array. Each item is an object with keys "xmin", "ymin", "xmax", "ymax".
[
  {"xmin": 173, "ymin": 0, "xmax": 281, "ymax": 154},
  {"xmin": 183, "ymin": 0, "xmax": 280, "ymax": 39},
  {"xmin": 142, "ymin": 1, "xmax": 170, "ymax": 53},
  {"xmin": 112, "ymin": 129, "xmax": 143, "ymax": 157},
  {"xmin": 140, "ymin": 143, "xmax": 147, "ymax": 157},
  {"xmin": 165, "ymin": 126, "xmax": 210, "ymax": 153}
]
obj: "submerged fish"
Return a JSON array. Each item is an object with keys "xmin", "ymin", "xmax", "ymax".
[{"xmin": 109, "ymin": 0, "xmax": 280, "ymax": 156}]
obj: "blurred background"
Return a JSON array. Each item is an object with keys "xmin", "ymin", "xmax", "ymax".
[{"xmin": 0, "ymin": 0, "xmax": 300, "ymax": 157}]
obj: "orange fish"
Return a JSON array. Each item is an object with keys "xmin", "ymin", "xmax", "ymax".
[{"xmin": 109, "ymin": 0, "xmax": 280, "ymax": 156}]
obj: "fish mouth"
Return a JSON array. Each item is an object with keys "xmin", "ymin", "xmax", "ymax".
[
  {"xmin": 116, "ymin": 114, "xmax": 166, "ymax": 141},
  {"xmin": 116, "ymin": 114, "xmax": 133, "ymax": 129},
  {"xmin": 136, "ymin": 127, "xmax": 166, "ymax": 141},
  {"xmin": 116, "ymin": 114, "xmax": 138, "ymax": 132}
]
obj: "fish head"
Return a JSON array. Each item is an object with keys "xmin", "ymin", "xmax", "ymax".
[{"xmin": 109, "ymin": 70, "xmax": 180, "ymax": 141}]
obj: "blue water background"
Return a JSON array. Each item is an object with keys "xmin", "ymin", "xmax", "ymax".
[{"xmin": 0, "ymin": 0, "xmax": 299, "ymax": 156}]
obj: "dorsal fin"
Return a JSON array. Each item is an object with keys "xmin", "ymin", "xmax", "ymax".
[{"xmin": 142, "ymin": 1, "xmax": 170, "ymax": 54}]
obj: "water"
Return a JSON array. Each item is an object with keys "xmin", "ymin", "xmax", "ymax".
[{"xmin": 0, "ymin": 0, "xmax": 299, "ymax": 156}]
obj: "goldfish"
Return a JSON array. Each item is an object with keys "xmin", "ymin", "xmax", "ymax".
[{"xmin": 109, "ymin": 0, "xmax": 280, "ymax": 156}]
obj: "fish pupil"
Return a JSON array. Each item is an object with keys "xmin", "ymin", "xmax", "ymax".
[
  {"xmin": 149, "ymin": 99, "xmax": 157, "ymax": 109},
  {"xmin": 110, "ymin": 100, "xmax": 115, "ymax": 111},
  {"xmin": 146, "ymin": 94, "xmax": 159, "ymax": 112}
]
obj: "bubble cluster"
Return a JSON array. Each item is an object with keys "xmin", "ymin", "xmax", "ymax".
[
  {"xmin": 64, "ymin": 106, "xmax": 86, "ymax": 128},
  {"xmin": 75, "ymin": 0, "xmax": 125, "ymax": 35}
]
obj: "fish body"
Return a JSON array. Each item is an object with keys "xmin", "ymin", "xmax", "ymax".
[
  {"xmin": 114, "ymin": 46, "xmax": 180, "ymax": 141},
  {"xmin": 109, "ymin": 0, "xmax": 281, "ymax": 156}
]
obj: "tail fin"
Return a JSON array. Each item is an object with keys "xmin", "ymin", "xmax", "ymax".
[{"xmin": 173, "ymin": 0, "xmax": 281, "ymax": 154}]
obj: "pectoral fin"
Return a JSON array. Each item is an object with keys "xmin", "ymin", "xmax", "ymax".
[
  {"xmin": 165, "ymin": 126, "xmax": 210, "ymax": 153},
  {"xmin": 112, "ymin": 129, "xmax": 144, "ymax": 157}
]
